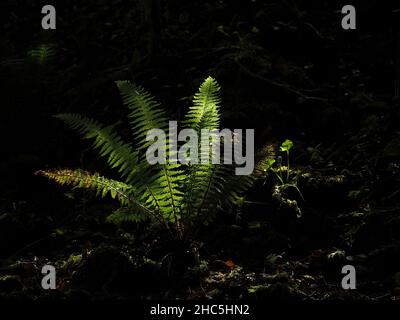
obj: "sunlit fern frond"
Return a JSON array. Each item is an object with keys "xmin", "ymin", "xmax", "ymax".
[
  {"xmin": 116, "ymin": 81, "xmax": 185, "ymax": 223},
  {"xmin": 106, "ymin": 207, "xmax": 148, "ymax": 225},
  {"xmin": 36, "ymin": 169, "xmax": 155, "ymax": 219},
  {"xmin": 184, "ymin": 76, "xmax": 221, "ymax": 132},
  {"xmin": 36, "ymin": 169, "xmax": 131, "ymax": 204},
  {"xmin": 183, "ymin": 77, "xmax": 225, "ymax": 217},
  {"xmin": 55, "ymin": 113, "xmax": 139, "ymax": 181},
  {"xmin": 27, "ymin": 44, "xmax": 56, "ymax": 65},
  {"xmin": 55, "ymin": 113, "xmax": 162, "ymax": 213},
  {"xmin": 137, "ymin": 164, "xmax": 185, "ymax": 223},
  {"xmin": 116, "ymin": 80, "xmax": 168, "ymax": 150}
]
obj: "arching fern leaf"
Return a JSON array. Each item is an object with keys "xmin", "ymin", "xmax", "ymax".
[
  {"xmin": 184, "ymin": 76, "xmax": 221, "ymax": 132},
  {"xmin": 55, "ymin": 113, "xmax": 139, "ymax": 182},
  {"xmin": 27, "ymin": 44, "xmax": 57, "ymax": 65}
]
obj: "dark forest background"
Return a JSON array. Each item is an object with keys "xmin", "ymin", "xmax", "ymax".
[{"xmin": 0, "ymin": 0, "xmax": 400, "ymax": 301}]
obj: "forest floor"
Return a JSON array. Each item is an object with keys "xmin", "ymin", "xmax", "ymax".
[{"xmin": 0, "ymin": 0, "xmax": 400, "ymax": 300}]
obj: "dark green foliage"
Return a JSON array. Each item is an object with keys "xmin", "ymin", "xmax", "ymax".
[
  {"xmin": 1, "ymin": 44, "xmax": 57, "ymax": 67},
  {"xmin": 268, "ymin": 139, "xmax": 304, "ymax": 217},
  {"xmin": 27, "ymin": 44, "xmax": 57, "ymax": 65}
]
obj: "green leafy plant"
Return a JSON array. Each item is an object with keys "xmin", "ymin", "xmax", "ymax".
[
  {"xmin": 1, "ymin": 44, "xmax": 57, "ymax": 67},
  {"xmin": 37, "ymin": 77, "xmax": 272, "ymax": 240},
  {"xmin": 27, "ymin": 44, "xmax": 57, "ymax": 65},
  {"xmin": 280, "ymin": 139, "xmax": 293, "ymax": 183},
  {"xmin": 268, "ymin": 139, "xmax": 304, "ymax": 217}
]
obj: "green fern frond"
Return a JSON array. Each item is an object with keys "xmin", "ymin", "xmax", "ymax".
[
  {"xmin": 106, "ymin": 207, "xmax": 148, "ymax": 225},
  {"xmin": 27, "ymin": 44, "xmax": 56, "ymax": 65},
  {"xmin": 116, "ymin": 81, "xmax": 168, "ymax": 150},
  {"xmin": 36, "ymin": 169, "xmax": 158, "ymax": 219},
  {"xmin": 116, "ymin": 81, "xmax": 185, "ymax": 225},
  {"xmin": 36, "ymin": 169, "xmax": 133, "ymax": 205},
  {"xmin": 55, "ymin": 113, "xmax": 139, "ymax": 181},
  {"xmin": 183, "ymin": 77, "xmax": 223, "ymax": 216},
  {"xmin": 184, "ymin": 76, "xmax": 221, "ymax": 132},
  {"xmin": 133, "ymin": 164, "xmax": 184, "ymax": 222}
]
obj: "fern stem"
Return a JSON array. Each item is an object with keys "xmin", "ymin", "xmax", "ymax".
[
  {"xmin": 163, "ymin": 166, "xmax": 180, "ymax": 238},
  {"xmin": 146, "ymin": 185, "xmax": 175, "ymax": 238},
  {"xmin": 197, "ymin": 166, "xmax": 217, "ymax": 216},
  {"xmin": 286, "ymin": 150, "xmax": 290, "ymax": 183}
]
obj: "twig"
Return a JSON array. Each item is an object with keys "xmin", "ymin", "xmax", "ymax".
[
  {"xmin": 383, "ymin": 188, "xmax": 400, "ymax": 202},
  {"xmin": 234, "ymin": 59, "xmax": 329, "ymax": 103}
]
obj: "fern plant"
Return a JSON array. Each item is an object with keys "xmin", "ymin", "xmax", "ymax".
[
  {"xmin": 37, "ymin": 77, "xmax": 272, "ymax": 240},
  {"xmin": 27, "ymin": 44, "xmax": 57, "ymax": 65},
  {"xmin": 1, "ymin": 44, "xmax": 57, "ymax": 68}
]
